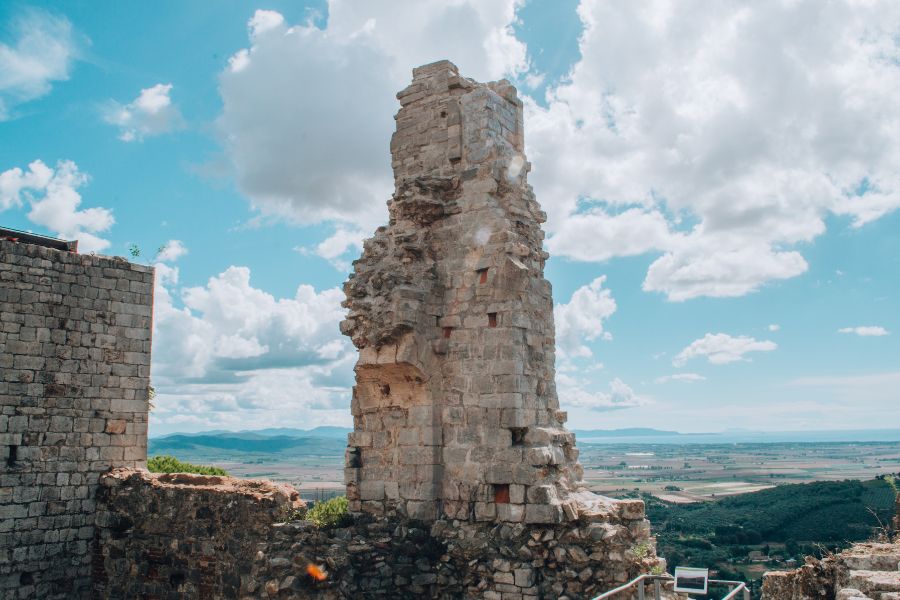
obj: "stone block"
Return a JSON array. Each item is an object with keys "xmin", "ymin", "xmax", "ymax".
[
  {"xmin": 105, "ymin": 420, "xmax": 126, "ymax": 435},
  {"xmin": 475, "ymin": 502, "xmax": 496, "ymax": 521},
  {"xmin": 359, "ymin": 481, "xmax": 386, "ymax": 501},
  {"xmin": 524, "ymin": 503, "xmax": 564, "ymax": 524},
  {"xmin": 496, "ymin": 503, "xmax": 524, "ymax": 522},
  {"xmin": 500, "ymin": 408, "xmax": 535, "ymax": 428},
  {"xmin": 514, "ymin": 568, "xmax": 535, "ymax": 588}
]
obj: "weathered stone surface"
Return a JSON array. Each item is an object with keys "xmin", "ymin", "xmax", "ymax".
[
  {"xmin": 0, "ymin": 240, "xmax": 152, "ymax": 599},
  {"xmin": 763, "ymin": 541, "xmax": 900, "ymax": 600},
  {"xmin": 92, "ymin": 469, "xmax": 659, "ymax": 599},
  {"xmin": 341, "ymin": 59, "xmax": 626, "ymax": 527}
]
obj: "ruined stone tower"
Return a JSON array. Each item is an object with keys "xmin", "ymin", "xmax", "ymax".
[{"xmin": 341, "ymin": 61, "xmax": 588, "ymax": 523}]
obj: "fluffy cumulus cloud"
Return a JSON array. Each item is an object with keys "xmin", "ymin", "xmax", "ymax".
[
  {"xmin": 558, "ymin": 374, "xmax": 648, "ymax": 412},
  {"xmin": 673, "ymin": 333, "xmax": 776, "ymax": 367},
  {"xmin": 217, "ymin": 2, "xmax": 528, "ymax": 231},
  {"xmin": 156, "ymin": 239, "xmax": 188, "ymax": 262},
  {"xmin": 103, "ymin": 83, "xmax": 183, "ymax": 142},
  {"xmin": 529, "ymin": 0, "xmax": 900, "ymax": 300},
  {"xmin": 150, "ymin": 261, "xmax": 354, "ymax": 432},
  {"xmin": 0, "ymin": 9, "xmax": 77, "ymax": 120},
  {"xmin": 296, "ymin": 227, "xmax": 367, "ymax": 271},
  {"xmin": 838, "ymin": 326, "xmax": 889, "ymax": 337},
  {"xmin": 0, "ymin": 159, "xmax": 114, "ymax": 252},
  {"xmin": 554, "ymin": 276, "xmax": 616, "ymax": 359}
]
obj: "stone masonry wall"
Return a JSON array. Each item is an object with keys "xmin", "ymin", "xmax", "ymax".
[
  {"xmin": 341, "ymin": 60, "xmax": 595, "ymax": 525},
  {"xmin": 94, "ymin": 469, "xmax": 659, "ymax": 600},
  {"xmin": 0, "ymin": 240, "xmax": 153, "ymax": 599}
]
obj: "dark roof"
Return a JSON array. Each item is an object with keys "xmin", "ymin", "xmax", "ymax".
[{"xmin": 0, "ymin": 226, "xmax": 78, "ymax": 252}]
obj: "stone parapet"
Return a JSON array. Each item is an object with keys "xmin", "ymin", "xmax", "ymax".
[{"xmin": 92, "ymin": 468, "xmax": 659, "ymax": 599}]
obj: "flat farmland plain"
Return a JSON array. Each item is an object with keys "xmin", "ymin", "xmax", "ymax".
[
  {"xmin": 580, "ymin": 441, "xmax": 900, "ymax": 502},
  {"xmin": 178, "ymin": 440, "xmax": 900, "ymax": 503}
]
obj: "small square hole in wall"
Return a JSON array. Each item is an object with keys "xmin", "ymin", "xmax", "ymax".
[
  {"xmin": 6, "ymin": 445, "xmax": 17, "ymax": 467},
  {"xmin": 443, "ymin": 327, "xmax": 453, "ymax": 338},
  {"xmin": 494, "ymin": 484, "xmax": 510, "ymax": 504},
  {"xmin": 488, "ymin": 313, "xmax": 497, "ymax": 328},
  {"xmin": 477, "ymin": 268, "xmax": 488, "ymax": 284},
  {"xmin": 509, "ymin": 427, "xmax": 527, "ymax": 446}
]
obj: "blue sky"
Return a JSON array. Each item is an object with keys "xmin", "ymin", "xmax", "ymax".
[{"xmin": 1, "ymin": 1, "xmax": 898, "ymax": 436}]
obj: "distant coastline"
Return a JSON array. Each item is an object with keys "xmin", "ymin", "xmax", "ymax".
[{"xmin": 150, "ymin": 426, "xmax": 900, "ymax": 445}]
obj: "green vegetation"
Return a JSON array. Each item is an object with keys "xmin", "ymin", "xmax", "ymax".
[
  {"xmin": 884, "ymin": 474, "xmax": 899, "ymax": 497},
  {"xmin": 147, "ymin": 455, "xmax": 228, "ymax": 476},
  {"xmin": 644, "ymin": 478, "xmax": 897, "ymax": 597},
  {"xmin": 304, "ymin": 496, "xmax": 349, "ymax": 528},
  {"xmin": 630, "ymin": 541, "xmax": 652, "ymax": 559}
]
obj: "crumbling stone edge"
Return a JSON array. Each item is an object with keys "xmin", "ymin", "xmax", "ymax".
[{"xmin": 92, "ymin": 468, "xmax": 662, "ymax": 599}]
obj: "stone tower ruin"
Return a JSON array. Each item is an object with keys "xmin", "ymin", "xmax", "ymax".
[{"xmin": 341, "ymin": 60, "xmax": 589, "ymax": 523}]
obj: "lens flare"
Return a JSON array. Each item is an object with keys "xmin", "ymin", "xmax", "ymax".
[{"xmin": 306, "ymin": 563, "xmax": 327, "ymax": 581}]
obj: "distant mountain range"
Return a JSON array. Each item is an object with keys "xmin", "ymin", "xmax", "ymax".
[
  {"xmin": 148, "ymin": 427, "xmax": 350, "ymax": 458},
  {"xmin": 571, "ymin": 427, "xmax": 685, "ymax": 438},
  {"xmin": 148, "ymin": 426, "xmax": 900, "ymax": 459}
]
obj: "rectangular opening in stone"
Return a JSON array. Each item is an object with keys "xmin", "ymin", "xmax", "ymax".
[
  {"xmin": 494, "ymin": 484, "xmax": 510, "ymax": 504},
  {"xmin": 509, "ymin": 428, "xmax": 527, "ymax": 446},
  {"xmin": 6, "ymin": 444, "xmax": 17, "ymax": 467},
  {"xmin": 488, "ymin": 313, "xmax": 497, "ymax": 328},
  {"xmin": 443, "ymin": 327, "xmax": 453, "ymax": 338},
  {"xmin": 477, "ymin": 268, "xmax": 488, "ymax": 284}
]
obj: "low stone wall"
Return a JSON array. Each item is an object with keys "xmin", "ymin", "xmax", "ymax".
[
  {"xmin": 762, "ymin": 558, "xmax": 839, "ymax": 600},
  {"xmin": 94, "ymin": 469, "xmax": 661, "ymax": 599},
  {"xmin": 762, "ymin": 541, "xmax": 900, "ymax": 600}
]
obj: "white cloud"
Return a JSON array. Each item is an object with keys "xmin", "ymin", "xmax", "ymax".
[
  {"xmin": 673, "ymin": 333, "xmax": 776, "ymax": 367},
  {"xmin": 838, "ymin": 326, "xmax": 889, "ymax": 337},
  {"xmin": 655, "ymin": 373, "xmax": 706, "ymax": 384},
  {"xmin": 297, "ymin": 227, "xmax": 367, "ymax": 271},
  {"xmin": 216, "ymin": 3, "xmax": 528, "ymax": 230},
  {"xmin": 554, "ymin": 276, "xmax": 616, "ymax": 359},
  {"xmin": 0, "ymin": 159, "xmax": 114, "ymax": 252},
  {"xmin": 546, "ymin": 207, "xmax": 672, "ymax": 262},
  {"xmin": 527, "ymin": 0, "xmax": 900, "ymax": 300},
  {"xmin": 150, "ymin": 262, "xmax": 354, "ymax": 432},
  {"xmin": 768, "ymin": 324, "xmax": 780, "ymax": 332},
  {"xmin": 559, "ymin": 375, "xmax": 648, "ymax": 412},
  {"xmin": 0, "ymin": 9, "xmax": 76, "ymax": 120},
  {"xmin": 156, "ymin": 239, "xmax": 187, "ymax": 263},
  {"xmin": 104, "ymin": 83, "xmax": 183, "ymax": 142}
]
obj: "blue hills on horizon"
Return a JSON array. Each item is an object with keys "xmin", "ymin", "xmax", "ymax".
[{"xmin": 150, "ymin": 426, "xmax": 900, "ymax": 448}]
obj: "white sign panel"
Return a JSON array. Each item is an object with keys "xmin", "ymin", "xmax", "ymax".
[{"xmin": 674, "ymin": 567, "xmax": 709, "ymax": 594}]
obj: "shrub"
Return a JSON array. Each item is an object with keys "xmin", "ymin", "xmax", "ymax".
[
  {"xmin": 147, "ymin": 455, "xmax": 228, "ymax": 476},
  {"xmin": 305, "ymin": 496, "xmax": 349, "ymax": 528}
]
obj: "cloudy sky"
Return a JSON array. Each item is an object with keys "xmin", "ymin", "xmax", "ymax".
[{"xmin": 1, "ymin": 0, "xmax": 898, "ymax": 436}]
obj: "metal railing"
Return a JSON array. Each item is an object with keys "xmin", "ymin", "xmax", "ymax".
[{"xmin": 592, "ymin": 574, "xmax": 750, "ymax": 600}]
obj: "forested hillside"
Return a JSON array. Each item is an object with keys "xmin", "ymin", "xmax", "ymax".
[{"xmin": 645, "ymin": 477, "xmax": 897, "ymax": 593}]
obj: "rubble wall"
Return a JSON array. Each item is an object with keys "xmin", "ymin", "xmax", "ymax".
[
  {"xmin": 762, "ymin": 541, "xmax": 900, "ymax": 600},
  {"xmin": 0, "ymin": 240, "xmax": 153, "ymax": 599},
  {"xmin": 93, "ymin": 469, "xmax": 658, "ymax": 600}
]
